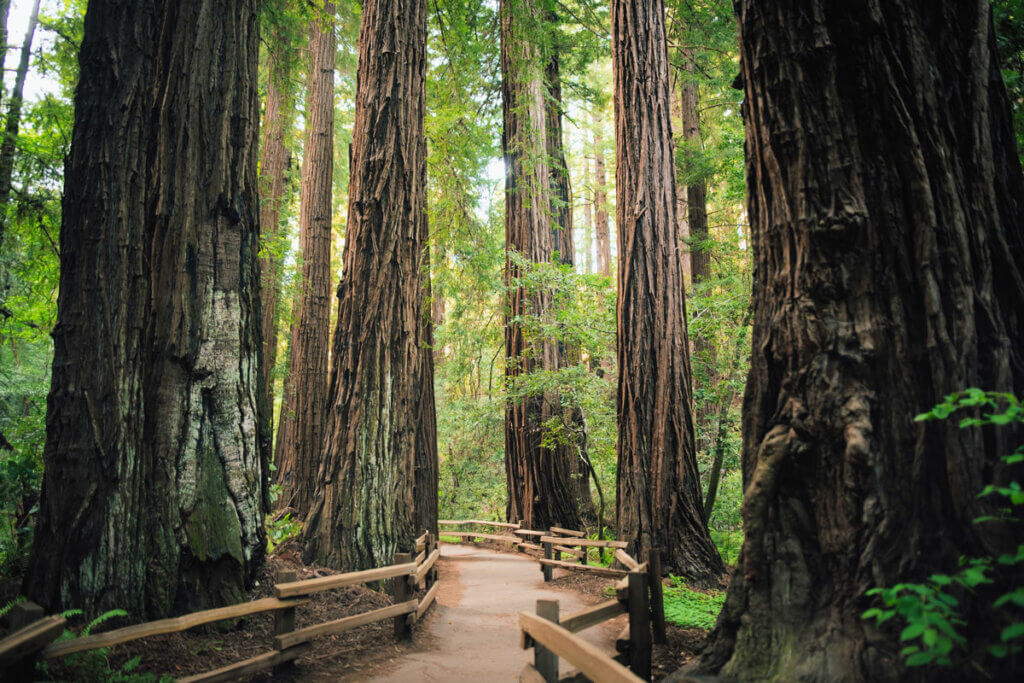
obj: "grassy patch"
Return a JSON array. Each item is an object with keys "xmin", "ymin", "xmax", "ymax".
[{"xmin": 663, "ymin": 578, "xmax": 726, "ymax": 630}]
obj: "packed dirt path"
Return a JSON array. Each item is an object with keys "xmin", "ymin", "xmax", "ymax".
[{"xmin": 370, "ymin": 544, "xmax": 622, "ymax": 682}]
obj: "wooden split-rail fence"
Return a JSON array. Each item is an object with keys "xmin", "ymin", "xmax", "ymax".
[
  {"xmin": 440, "ymin": 519, "xmax": 667, "ymax": 682},
  {"xmin": 0, "ymin": 531, "xmax": 441, "ymax": 682}
]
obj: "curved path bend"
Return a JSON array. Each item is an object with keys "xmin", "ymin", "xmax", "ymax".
[{"xmin": 371, "ymin": 544, "xmax": 622, "ymax": 682}]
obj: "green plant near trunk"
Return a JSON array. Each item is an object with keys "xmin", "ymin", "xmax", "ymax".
[{"xmin": 862, "ymin": 389, "xmax": 1024, "ymax": 668}]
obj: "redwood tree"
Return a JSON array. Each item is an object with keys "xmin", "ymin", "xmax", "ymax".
[
  {"xmin": 501, "ymin": 0, "xmax": 582, "ymax": 530},
  {"xmin": 611, "ymin": 0, "xmax": 723, "ymax": 584},
  {"xmin": 592, "ymin": 111, "xmax": 611, "ymax": 279},
  {"xmin": 699, "ymin": 1, "xmax": 1024, "ymax": 679},
  {"xmin": 257, "ymin": 15, "xmax": 296, "ymax": 455},
  {"xmin": 303, "ymin": 0, "xmax": 436, "ymax": 569},
  {"xmin": 274, "ymin": 3, "xmax": 336, "ymax": 514},
  {"xmin": 26, "ymin": 0, "xmax": 265, "ymax": 619}
]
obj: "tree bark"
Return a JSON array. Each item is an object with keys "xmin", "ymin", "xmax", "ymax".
[
  {"xmin": 611, "ymin": 0, "xmax": 724, "ymax": 585},
  {"xmin": 0, "ymin": 0, "xmax": 40, "ymax": 243},
  {"xmin": 582, "ymin": 154, "xmax": 594, "ymax": 274},
  {"xmin": 501, "ymin": 0, "xmax": 583, "ymax": 531},
  {"xmin": 545, "ymin": 26, "xmax": 596, "ymax": 524},
  {"xmin": 25, "ymin": 0, "xmax": 265, "ymax": 620},
  {"xmin": 699, "ymin": 2, "xmax": 1024, "ymax": 680},
  {"xmin": 274, "ymin": 5, "xmax": 335, "ymax": 516},
  {"xmin": 592, "ymin": 110, "xmax": 611, "ymax": 279},
  {"xmin": 415, "ymin": 246, "xmax": 439, "ymax": 538},
  {"xmin": 303, "ymin": 0, "xmax": 434, "ymax": 569},
  {"xmin": 678, "ymin": 52, "xmax": 715, "ymax": 456},
  {"xmin": 0, "ymin": 0, "xmax": 11, "ymax": 129},
  {"xmin": 257, "ymin": 33, "xmax": 292, "ymax": 464}
]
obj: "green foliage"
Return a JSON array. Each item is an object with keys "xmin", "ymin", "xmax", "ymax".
[
  {"xmin": 266, "ymin": 512, "xmax": 303, "ymax": 553},
  {"xmin": 863, "ymin": 390, "xmax": 1024, "ymax": 669},
  {"xmin": 38, "ymin": 609, "xmax": 171, "ymax": 682},
  {"xmin": 662, "ymin": 577, "xmax": 726, "ymax": 630},
  {"xmin": 993, "ymin": 0, "xmax": 1024, "ymax": 159}
]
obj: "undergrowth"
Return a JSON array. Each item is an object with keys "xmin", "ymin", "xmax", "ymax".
[{"xmin": 662, "ymin": 577, "xmax": 725, "ymax": 630}]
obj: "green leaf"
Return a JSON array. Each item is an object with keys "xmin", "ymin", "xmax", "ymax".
[
  {"xmin": 905, "ymin": 652, "xmax": 934, "ymax": 666},
  {"xmin": 900, "ymin": 623, "xmax": 925, "ymax": 641},
  {"xmin": 1001, "ymin": 623, "xmax": 1024, "ymax": 642},
  {"xmin": 994, "ymin": 588, "xmax": 1024, "ymax": 608}
]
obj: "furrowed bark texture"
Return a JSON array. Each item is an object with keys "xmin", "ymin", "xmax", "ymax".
[
  {"xmin": 257, "ymin": 41, "xmax": 291, "ymax": 458},
  {"xmin": 26, "ymin": 0, "xmax": 266, "ymax": 619},
  {"xmin": 501, "ymin": 0, "xmax": 583, "ymax": 531},
  {"xmin": 592, "ymin": 111, "xmax": 611, "ymax": 279},
  {"xmin": 700, "ymin": 2, "xmax": 1024, "ymax": 680},
  {"xmin": 275, "ymin": 5, "xmax": 336, "ymax": 515},
  {"xmin": 611, "ymin": 0, "xmax": 724, "ymax": 584},
  {"xmin": 303, "ymin": 0, "xmax": 433, "ymax": 569}
]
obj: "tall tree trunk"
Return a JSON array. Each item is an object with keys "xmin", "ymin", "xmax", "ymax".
[
  {"xmin": 700, "ymin": 2, "xmax": 1024, "ymax": 680},
  {"xmin": 678, "ymin": 52, "xmax": 715, "ymax": 456},
  {"xmin": 257, "ymin": 36, "xmax": 292, "ymax": 461},
  {"xmin": 25, "ymin": 0, "xmax": 265, "ymax": 620},
  {"xmin": 670, "ymin": 69, "xmax": 691, "ymax": 285},
  {"xmin": 415, "ymin": 247, "xmax": 439, "ymax": 538},
  {"xmin": 592, "ymin": 110, "xmax": 611, "ymax": 279},
  {"xmin": 0, "ymin": 1, "xmax": 11, "ymax": 127},
  {"xmin": 274, "ymin": 5, "xmax": 335, "ymax": 515},
  {"xmin": 611, "ymin": 0, "xmax": 724, "ymax": 585},
  {"xmin": 0, "ymin": 0, "xmax": 40, "ymax": 243},
  {"xmin": 545, "ymin": 25, "xmax": 595, "ymax": 524},
  {"xmin": 582, "ymin": 154, "xmax": 594, "ymax": 274},
  {"xmin": 501, "ymin": 0, "xmax": 582, "ymax": 531},
  {"xmin": 303, "ymin": 0, "xmax": 434, "ymax": 569}
]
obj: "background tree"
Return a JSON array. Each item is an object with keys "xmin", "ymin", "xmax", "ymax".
[
  {"xmin": 25, "ymin": 0, "xmax": 266, "ymax": 619},
  {"xmin": 501, "ymin": 0, "xmax": 583, "ymax": 530},
  {"xmin": 700, "ymin": 1, "xmax": 1024, "ymax": 679},
  {"xmin": 303, "ymin": 0, "xmax": 435, "ymax": 569},
  {"xmin": 611, "ymin": 0, "xmax": 723, "ymax": 584},
  {"xmin": 274, "ymin": 2, "xmax": 336, "ymax": 515}
]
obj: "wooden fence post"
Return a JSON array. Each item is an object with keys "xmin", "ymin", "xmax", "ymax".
[
  {"xmin": 647, "ymin": 548, "xmax": 666, "ymax": 645},
  {"xmin": 542, "ymin": 542, "xmax": 553, "ymax": 582},
  {"xmin": 534, "ymin": 599, "xmax": 560, "ymax": 682},
  {"xmin": 627, "ymin": 570, "xmax": 651, "ymax": 680},
  {"xmin": 393, "ymin": 552, "xmax": 413, "ymax": 640},
  {"xmin": 272, "ymin": 569, "xmax": 298, "ymax": 672}
]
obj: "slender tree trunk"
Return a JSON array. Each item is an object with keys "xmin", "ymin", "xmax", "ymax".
[
  {"xmin": 700, "ymin": 2, "xmax": 1024, "ymax": 680},
  {"xmin": 25, "ymin": 0, "xmax": 265, "ymax": 620},
  {"xmin": 501, "ymin": 0, "xmax": 582, "ymax": 531},
  {"xmin": 415, "ymin": 246, "xmax": 439, "ymax": 538},
  {"xmin": 545, "ymin": 26, "xmax": 595, "ymax": 524},
  {"xmin": 678, "ymin": 52, "xmax": 715, "ymax": 455},
  {"xmin": 0, "ymin": 0, "xmax": 40, "ymax": 243},
  {"xmin": 670, "ymin": 70, "xmax": 691, "ymax": 285},
  {"xmin": 0, "ymin": 1, "xmax": 11, "ymax": 125},
  {"xmin": 611, "ymin": 0, "xmax": 724, "ymax": 585},
  {"xmin": 592, "ymin": 111, "xmax": 611, "ymax": 279},
  {"xmin": 274, "ymin": 5, "xmax": 335, "ymax": 515},
  {"xmin": 258, "ymin": 38, "xmax": 292, "ymax": 459},
  {"xmin": 303, "ymin": 0, "xmax": 434, "ymax": 569},
  {"xmin": 582, "ymin": 154, "xmax": 594, "ymax": 274}
]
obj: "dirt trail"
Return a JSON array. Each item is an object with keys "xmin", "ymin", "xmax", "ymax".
[{"xmin": 370, "ymin": 544, "xmax": 623, "ymax": 682}]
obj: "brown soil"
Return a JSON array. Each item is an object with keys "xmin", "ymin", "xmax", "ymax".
[{"xmin": 12, "ymin": 540, "xmax": 708, "ymax": 681}]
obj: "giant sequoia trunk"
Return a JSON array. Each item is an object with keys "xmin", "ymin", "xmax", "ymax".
[
  {"xmin": 501, "ymin": 0, "xmax": 583, "ymax": 531},
  {"xmin": 257, "ymin": 39, "xmax": 292, "ymax": 453},
  {"xmin": 26, "ymin": 0, "xmax": 265, "ymax": 619},
  {"xmin": 611, "ymin": 0, "xmax": 724, "ymax": 584},
  {"xmin": 303, "ymin": 0, "xmax": 436, "ymax": 569},
  {"xmin": 415, "ymin": 246, "xmax": 440, "ymax": 538},
  {"xmin": 699, "ymin": 2, "xmax": 1024, "ymax": 680},
  {"xmin": 274, "ymin": 5, "xmax": 336, "ymax": 515}
]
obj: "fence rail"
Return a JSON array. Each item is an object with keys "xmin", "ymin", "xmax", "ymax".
[{"xmin": 0, "ymin": 531, "xmax": 442, "ymax": 681}]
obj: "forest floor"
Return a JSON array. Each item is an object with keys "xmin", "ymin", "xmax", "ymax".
[{"xmin": 11, "ymin": 542, "xmax": 703, "ymax": 681}]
